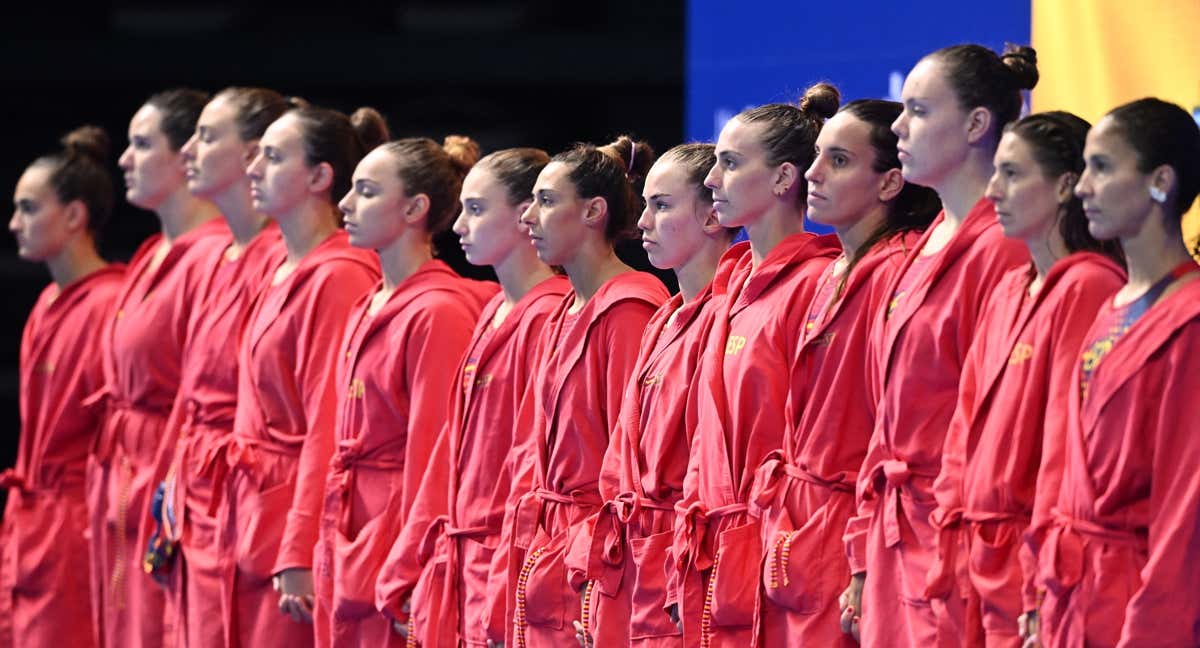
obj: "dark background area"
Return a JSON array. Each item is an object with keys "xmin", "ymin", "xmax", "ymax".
[{"xmin": 0, "ymin": 2, "xmax": 686, "ymax": 497}]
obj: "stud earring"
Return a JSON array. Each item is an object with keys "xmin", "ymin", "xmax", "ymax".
[{"xmin": 1150, "ymin": 186, "xmax": 1167, "ymax": 203}]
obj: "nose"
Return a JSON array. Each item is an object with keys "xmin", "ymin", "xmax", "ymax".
[
  {"xmin": 804, "ymin": 157, "xmax": 823, "ymax": 184},
  {"xmin": 636, "ymin": 201, "xmax": 653, "ymax": 232},
  {"xmin": 118, "ymin": 146, "xmax": 134, "ymax": 170},
  {"xmin": 181, "ymin": 133, "xmax": 198, "ymax": 160},
  {"xmin": 519, "ymin": 201, "xmax": 536, "ymax": 228},
  {"xmin": 891, "ymin": 111, "xmax": 908, "ymax": 139},
  {"xmin": 9, "ymin": 212, "xmax": 20, "ymax": 233},
  {"xmin": 337, "ymin": 189, "xmax": 354, "ymax": 216},
  {"xmin": 1074, "ymin": 169, "xmax": 1092, "ymax": 199},
  {"xmin": 984, "ymin": 172, "xmax": 1004, "ymax": 203},
  {"xmin": 246, "ymin": 152, "xmax": 265, "ymax": 180},
  {"xmin": 704, "ymin": 163, "xmax": 720, "ymax": 192},
  {"xmin": 451, "ymin": 210, "xmax": 467, "ymax": 236}
]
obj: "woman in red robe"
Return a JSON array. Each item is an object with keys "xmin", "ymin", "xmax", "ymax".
[
  {"xmin": 840, "ymin": 45, "xmax": 1035, "ymax": 647},
  {"xmin": 490, "ymin": 136, "xmax": 669, "ymax": 648},
  {"xmin": 926, "ymin": 112, "xmax": 1125, "ymax": 647},
  {"xmin": 373, "ymin": 147, "xmax": 568, "ymax": 648},
  {"xmin": 565, "ymin": 143, "xmax": 735, "ymax": 647},
  {"xmin": 1035, "ymin": 98, "xmax": 1200, "ymax": 647},
  {"xmin": 750, "ymin": 99, "xmax": 941, "ymax": 647},
  {"xmin": 667, "ymin": 84, "xmax": 841, "ymax": 648},
  {"xmin": 1, "ymin": 127, "xmax": 126, "ymax": 648},
  {"xmin": 212, "ymin": 105, "xmax": 384, "ymax": 647},
  {"xmin": 89, "ymin": 89, "xmax": 229, "ymax": 648},
  {"xmin": 309, "ymin": 135, "xmax": 498, "ymax": 648},
  {"xmin": 150, "ymin": 87, "xmax": 291, "ymax": 648}
]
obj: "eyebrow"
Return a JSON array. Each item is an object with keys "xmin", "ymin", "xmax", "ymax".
[
  {"xmin": 826, "ymin": 146, "xmax": 853, "ymax": 156},
  {"xmin": 647, "ymin": 192, "xmax": 672, "ymax": 201}
]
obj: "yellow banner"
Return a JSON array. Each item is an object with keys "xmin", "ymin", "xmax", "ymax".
[{"xmin": 1032, "ymin": 0, "xmax": 1200, "ymax": 253}]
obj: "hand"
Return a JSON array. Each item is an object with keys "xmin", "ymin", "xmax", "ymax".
[
  {"xmin": 273, "ymin": 568, "xmax": 314, "ymax": 624},
  {"xmin": 1018, "ymin": 609, "xmax": 1040, "ymax": 648},
  {"xmin": 838, "ymin": 572, "xmax": 865, "ymax": 642},
  {"xmin": 667, "ymin": 603, "xmax": 683, "ymax": 632},
  {"xmin": 486, "ymin": 641, "xmax": 504, "ymax": 648},
  {"xmin": 391, "ymin": 598, "xmax": 412, "ymax": 637}
]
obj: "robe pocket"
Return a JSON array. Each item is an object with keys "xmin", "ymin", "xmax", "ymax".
[
  {"xmin": 709, "ymin": 520, "xmax": 763, "ymax": 628},
  {"xmin": 332, "ymin": 514, "xmax": 390, "ymax": 620},
  {"xmin": 629, "ymin": 529, "xmax": 681, "ymax": 640},
  {"xmin": 11, "ymin": 496, "xmax": 78, "ymax": 595},
  {"xmin": 522, "ymin": 542, "xmax": 572, "ymax": 630},
  {"xmin": 460, "ymin": 536, "xmax": 498, "ymax": 639},
  {"xmin": 760, "ymin": 508, "xmax": 832, "ymax": 615},
  {"xmin": 410, "ymin": 549, "xmax": 451, "ymax": 642},
  {"xmin": 896, "ymin": 490, "xmax": 937, "ymax": 605},
  {"xmin": 968, "ymin": 522, "xmax": 1019, "ymax": 585},
  {"xmin": 236, "ymin": 479, "xmax": 294, "ymax": 581}
]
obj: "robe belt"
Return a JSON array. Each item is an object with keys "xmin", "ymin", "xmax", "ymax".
[
  {"xmin": 0, "ymin": 469, "xmax": 26, "ymax": 492},
  {"xmin": 672, "ymin": 501, "xmax": 749, "ymax": 576},
  {"xmin": 202, "ymin": 434, "xmax": 296, "ymax": 516},
  {"xmin": 168, "ymin": 399, "xmax": 237, "ymax": 530},
  {"xmin": 750, "ymin": 451, "xmax": 855, "ymax": 514},
  {"xmin": 327, "ymin": 437, "xmax": 405, "ymax": 531},
  {"xmin": 865, "ymin": 459, "xmax": 939, "ymax": 548},
  {"xmin": 587, "ymin": 491, "xmax": 676, "ymax": 595},
  {"xmin": 511, "ymin": 487, "xmax": 603, "ymax": 551},
  {"xmin": 1038, "ymin": 510, "xmax": 1147, "ymax": 593}
]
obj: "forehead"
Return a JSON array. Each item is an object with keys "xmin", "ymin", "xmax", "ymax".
[
  {"xmin": 902, "ymin": 58, "xmax": 954, "ymax": 102},
  {"xmin": 15, "ymin": 164, "xmax": 54, "ymax": 197},
  {"xmin": 644, "ymin": 158, "xmax": 691, "ymax": 196},
  {"xmin": 1085, "ymin": 116, "xmax": 1136, "ymax": 158},
  {"xmin": 198, "ymin": 95, "xmax": 237, "ymax": 127},
  {"xmin": 716, "ymin": 116, "xmax": 762, "ymax": 153},
  {"xmin": 261, "ymin": 113, "xmax": 303, "ymax": 148},
  {"xmin": 535, "ymin": 160, "xmax": 573, "ymax": 190},
  {"xmin": 461, "ymin": 165, "xmax": 500, "ymax": 196},
  {"xmin": 995, "ymin": 130, "xmax": 1032, "ymax": 159},
  {"xmin": 817, "ymin": 111, "xmax": 872, "ymax": 150},
  {"xmin": 129, "ymin": 103, "xmax": 164, "ymax": 135},
  {"xmin": 354, "ymin": 147, "xmax": 395, "ymax": 179}
]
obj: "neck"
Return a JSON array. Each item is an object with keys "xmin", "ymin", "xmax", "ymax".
[
  {"xmin": 493, "ymin": 246, "xmax": 557, "ymax": 306},
  {"xmin": 212, "ymin": 180, "xmax": 269, "ymax": 246},
  {"xmin": 46, "ymin": 238, "xmax": 107, "ymax": 289},
  {"xmin": 563, "ymin": 242, "xmax": 629, "ymax": 306},
  {"xmin": 377, "ymin": 232, "xmax": 434, "ymax": 290},
  {"xmin": 674, "ymin": 239, "xmax": 727, "ymax": 303},
  {"xmin": 835, "ymin": 206, "xmax": 888, "ymax": 264},
  {"xmin": 277, "ymin": 201, "xmax": 339, "ymax": 263},
  {"xmin": 745, "ymin": 204, "xmax": 805, "ymax": 267},
  {"xmin": 934, "ymin": 155, "xmax": 992, "ymax": 228},
  {"xmin": 157, "ymin": 187, "xmax": 219, "ymax": 243},
  {"xmin": 1025, "ymin": 225, "xmax": 1069, "ymax": 284},
  {"xmin": 1121, "ymin": 214, "xmax": 1194, "ymax": 291}
]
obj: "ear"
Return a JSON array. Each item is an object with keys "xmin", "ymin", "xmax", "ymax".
[
  {"xmin": 878, "ymin": 168, "xmax": 904, "ymax": 203},
  {"xmin": 405, "ymin": 194, "xmax": 431, "ymax": 225},
  {"xmin": 964, "ymin": 106, "xmax": 993, "ymax": 146},
  {"xmin": 308, "ymin": 162, "xmax": 335, "ymax": 194},
  {"xmin": 63, "ymin": 199, "xmax": 89, "ymax": 234},
  {"xmin": 582, "ymin": 196, "xmax": 609, "ymax": 230},
  {"xmin": 699, "ymin": 200, "xmax": 724, "ymax": 235},
  {"xmin": 1055, "ymin": 172, "xmax": 1078, "ymax": 204},
  {"xmin": 243, "ymin": 141, "xmax": 261, "ymax": 165},
  {"xmin": 773, "ymin": 162, "xmax": 799, "ymax": 197},
  {"xmin": 1150, "ymin": 164, "xmax": 1177, "ymax": 205}
]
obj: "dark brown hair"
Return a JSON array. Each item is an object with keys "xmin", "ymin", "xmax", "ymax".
[
  {"xmin": 212, "ymin": 87, "xmax": 293, "ymax": 142},
  {"xmin": 1104, "ymin": 97, "xmax": 1200, "ymax": 221},
  {"xmin": 552, "ymin": 135, "xmax": 655, "ymax": 241},
  {"xmin": 1005, "ymin": 111, "xmax": 1124, "ymax": 266},
  {"xmin": 736, "ymin": 82, "xmax": 840, "ymax": 205},
  {"xmin": 379, "ymin": 135, "xmax": 481, "ymax": 233},
  {"xmin": 928, "ymin": 43, "xmax": 1039, "ymax": 145},
  {"xmin": 659, "ymin": 143, "xmax": 717, "ymax": 203},
  {"xmin": 31, "ymin": 126, "xmax": 115, "ymax": 237},
  {"xmin": 835, "ymin": 99, "xmax": 940, "ymax": 289},
  {"xmin": 144, "ymin": 88, "xmax": 210, "ymax": 151},
  {"xmin": 288, "ymin": 105, "xmax": 390, "ymax": 204},
  {"xmin": 476, "ymin": 147, "xmax": 550, "ymax": 206}
]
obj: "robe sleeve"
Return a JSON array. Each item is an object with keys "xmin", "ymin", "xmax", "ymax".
[
  {"xmin": 274, "ymin": 264, "xmax": 377, "ymax": 573},
  {"xmin": 374, "ymin": 296, "xmax": 477, "ymax": 618},
  {"xmin": 1022, "ymin": 273, "xmax": 1120, "ymax": 612},
  {"xmin": 1117, "ymin": 324, "xmax": 1200, "ymax": 647}
]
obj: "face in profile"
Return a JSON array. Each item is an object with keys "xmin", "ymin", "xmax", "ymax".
[
  {"xmin": 339, "ymin": 147, "xmax": 414, "ymax": 250},
  {"xmin": 705, "ymin": 117, "xmax": 780, "ymax": 229},
  {"xmin": 892, "ymin": 58, "xmax": 973, "ymax": 189},
  {"xmin": 637, "ymin": 157, "xmax": 714, "ymax": 270},
  {"xmin": 985, "ymin": 131, "xmax": 1069, "ymax": 242},
  {"xmin": 10, "ymin": 165, "xmax": 77, "ymax": 262},
  {"xmin": 1076, "ymin": 116, "xmax": 1157, "ymax": 241},
  {"xmin": 118, "ymin": 104, "xmax": 188, "ymax": 211},
  {"xmin": 182, "ymin": 96, "xmax": 254, "ymax": 200},
  {"xmin": 520, "ymin": 161, "xmax": 592, "ymax": 266},
  {"xmin": 452, "ymin": 165, "xmax": 534, "ymax": 267},
  {"xmin": 806, "ymin": 111, "xmax": 897, "ymax": 231},
  {"xmin": 246, "ymin": 114, "xmax": 314, "ymax": 219}
]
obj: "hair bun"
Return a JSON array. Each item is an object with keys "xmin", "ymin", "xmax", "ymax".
[
  {"xmin": 601, "ymin": 134, "xmax": 656, "ymax": 182},
  {"xmin": 285, "ymin": 95, "xmax": 310, "ymax": 110},
  {"xmin": 442, "ymin": 135, "xmax": 482, "ymax": 177},
  {"xmin": 798, "ymin": 82, "xmax": 841, "ymax": 121},
  {"xmin": 1001, "ymin": 44, "xmax": 1039, "ymax": 91},
  {"xmin": 61, "ymin": 126, "xmax": 111, "ymax": 162},
  {"xmin": 350, "ymin": 106, "xmax": 391, "ymax": 152}
]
